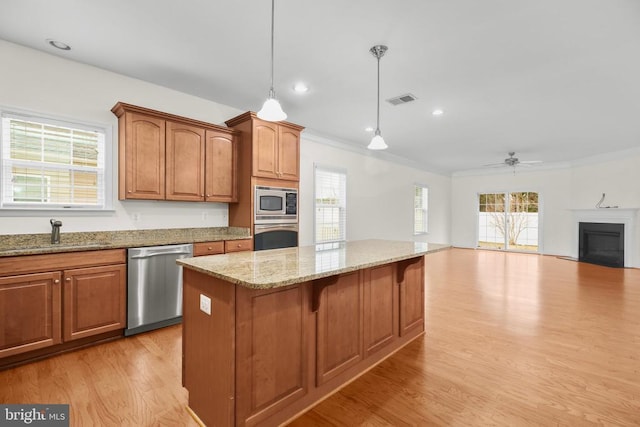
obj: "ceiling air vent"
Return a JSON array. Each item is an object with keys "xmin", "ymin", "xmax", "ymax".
[{"xmin": 386, "ymin": 93, "xmax": 417, "ymax": 106}]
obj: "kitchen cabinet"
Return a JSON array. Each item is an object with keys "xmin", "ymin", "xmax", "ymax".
[
  {"xmin": 363, "ymin": 264, "xmax": 397, "ymax": 356},
  {"xmin": 120, "ymin": 112, "xmax": 166, "ymax": 200},
  {"xmin": 193, "ymin": 241, "xmax": 225, "ymax": 257},
  {"xmin": 398, "ymin": 256, "xmax": 425, "ymax": 336},
  {"xmin": 192, "ymin": 239, "xmax": 252, "ymax": 257},
  {"xmin": 181, "ymin": 248, "xmax": 429, "ymax": 427},
  {"xmin": 0, "ymin": 272, "xmax": 62, "ymax": 358},
  {"xmin": 112, "ymin": 102, "xmax": 238, "ymax": 202},
  {"xmin": 225, "ymin": 112, "xmax": 304, "ymax": 182},
  {"xmin": 315, "ymin": 271, "xmax": 363, "ymax": 385},
  {"xmin": 224, "ymin": 238, "xmax": 252, "ymax": 253},
  {"xmin": 0, "ymin": 249, "xmax": 126, "ymax": 365},
  {"xmin": 235, "ymin": 283, "xmax": 310, "ymax": 425},
  {"xmin": 166, "ymin": 121, "xmax": 205, "ymax": 201},
  {"xmin": 62, "ymin": 264, "xmax": 126, "ymax": 341},
  {"xmin": 205, "ymin": 130, "xmax": 238, "ymax": 202}
]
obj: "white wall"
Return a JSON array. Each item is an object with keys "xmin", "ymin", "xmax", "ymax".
[
  {"xmin": 451, "ymin": 149, "xmax": 640, "ymax": 267},
  {"xmin": 299, "ymin": 137, "xmax": 451, "ymax": 246},
  {"xmin": 0, "ymin": 39, "xmax": 243, "ymax": 235}
]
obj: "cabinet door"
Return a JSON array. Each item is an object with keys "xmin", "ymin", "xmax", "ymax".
[
  {"xmin": 363, "ymin": 264, "xmax": 397, "ymax": 357},
  {"xmin": 316, "ymin": 271, "xmax": 363, "ymax": 385},
  {"xmin": 398, "ymin": 257, "xmax": 425, "ymax": 337},
  {"xmin": 205, "ymin": 130, "xmax": 237, "ymax": 202},
  {"xmin": 0, "ymin": 272, "xmax": 62, "ymax": 358},
  {"xmin": 236, "ymin": 284, "xmax": 309, "ymax": 425},
  {"xmin": 63, "ymin": 264, "xmax": 126, "ymax": 342},
  {"xmin": 278, "ymin": 126, "xmax": 300, "ymax": 181},
  {"xmin": 124, "ymin": 112, "xmax": 166, "ymax": 199},
  {"xmin": 166, "ymin": 121, "xmax": 205, "ymax": 201},
  {"xmin": 252, "ymin": 120, "xmax": 279, "ymax": 179}
]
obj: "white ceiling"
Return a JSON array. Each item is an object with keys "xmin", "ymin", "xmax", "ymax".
[{"xmin": 2, "ymin": 0, "xmax": 640, "ymax": 174}]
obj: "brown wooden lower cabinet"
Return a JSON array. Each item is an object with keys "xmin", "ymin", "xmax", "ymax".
[
  {"xmin": 182, "ymin": 256, "xmax": 425, "ymax": 427},
  {"xmin": 363, "ymin": 263, "xmax": 398, "ymax": 356},
  {"xmin": 399, "ymin": 256, "xmax": 425, "ymax": 336},
  {"xmin": 0, "ymin": 272, "xmax": 62, "ymax": 358},
  {"xmin": 316, "ymin": 270, "xmax": 363, "ymax": 385},
  {"xmin": 63, "ymin": 264, "xmax": 127, "ymax": 341},
  {"xmin": 236, "ymin": 284, "xmax": 310, "ymax": 426},
  {"xmin": 0, "ymin": 249, "xmax": 126, "ymax": 368}
]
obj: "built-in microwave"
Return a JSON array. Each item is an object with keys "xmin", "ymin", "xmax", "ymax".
[{"xmin": 254, "ymin": 185, "xmax": 298, "ymax": 224}]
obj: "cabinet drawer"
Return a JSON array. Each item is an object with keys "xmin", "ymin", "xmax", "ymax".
[
  {"xmin": 193, "ymin": 241, "xmax": 225, "ymax": 257},
  {"xmin": 225, "ymin": 239, "xmax": 253, "ymax": 253}
]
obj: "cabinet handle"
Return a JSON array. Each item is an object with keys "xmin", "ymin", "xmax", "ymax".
[
  {"xmin": 54, "ymin": 279, "xmax": 60, "ymax": 284},
  {"xmin": 128, "ymin": 190, "xmax": 132, "ymax": 193},
  {"xmin": 65, "ymin": 277, "xmax": 71, "ymax": 282},
  {"xmin": 207, "ymin": 247, "xmax": 213, "ymax": 250},
  {"xmin": 206, "ymin": 194, "xmax": 211, "ymax": 197}
]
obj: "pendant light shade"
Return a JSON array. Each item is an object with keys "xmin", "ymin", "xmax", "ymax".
[
  {"xmin": 368, "ymin": 45, "xmax": 388, "ymax": 150},
  {"xmin": 368, "ymin": 130, "xmax": 387, "ymax": 150},
  {"xmin": 258, "ymin": 91, "xmax": 287, "ymax": 122},
  {"xmin": 257, "ymin": 0, "xmax": 287, "ymax": 122}
]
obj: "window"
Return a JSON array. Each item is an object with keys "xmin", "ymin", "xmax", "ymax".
[
  {"xmin": 1, "ymin": 111, "xmax": 109, "ymax": 210},
  {"xmin": 414, "ymin": 185, "xmax": 428, "ymax": 234},
  {"xmin": 314, "ymin": 165, "xmax": 346, "ymax": 244},
  {"xmin": 478, "ymin": 192, "xmax": 539, "ymax": 251}
]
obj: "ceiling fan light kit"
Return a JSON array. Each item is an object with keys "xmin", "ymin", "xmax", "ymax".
[
  {"xmin": 368, "ymin": 44, "xmax": 388, "ymax": 150},
  {"xmin": 257, "ymin": 0, "xmax": 287, "ymax": 122}
]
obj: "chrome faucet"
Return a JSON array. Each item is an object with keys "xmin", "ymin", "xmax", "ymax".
[{"xmin": 50, "ymin": 219, "xmax": 62, "ymax": 244}]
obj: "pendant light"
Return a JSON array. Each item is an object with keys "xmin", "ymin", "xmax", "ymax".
[
  {"xmin": 368, "ymin": 45, "xmax": 388, "ymax": 150},
  {"xmin": 257, "ymin": 0, "xmax": 287, "ymax": 122}
]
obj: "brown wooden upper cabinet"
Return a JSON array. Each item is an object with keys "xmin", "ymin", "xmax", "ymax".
[
  {"xmin": 225, "ymin": 112, "xmax": 304, "ymax": 181},
  {"xmin": 111, "ymin": 102, "xmax": 238, "ymax": 202}
]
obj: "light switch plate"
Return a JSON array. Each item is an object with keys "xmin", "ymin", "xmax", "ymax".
[{"xmin": 199, "ymin": 294, "xmax": 211, "ymax": 315}]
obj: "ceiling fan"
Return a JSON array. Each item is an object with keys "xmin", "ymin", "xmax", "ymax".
[{"xmin": 484, "ymin": 152, "xmax": 542, "ymax": 168}]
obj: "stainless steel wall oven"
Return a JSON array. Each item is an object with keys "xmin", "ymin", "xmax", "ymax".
[{"xmin": 254, "ymin": 185, "xmax": 298, "ymax": 251}]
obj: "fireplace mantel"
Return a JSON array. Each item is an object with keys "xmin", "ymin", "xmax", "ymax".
[{"xmin": 570, "ymin": 208, "xmax": 639, "ymax": 267}]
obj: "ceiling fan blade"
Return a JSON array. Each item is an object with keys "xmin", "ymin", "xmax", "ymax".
[
  {"xmin": 519, "ymin": 160, "xmax": 543, "ymax": 164},
  {"xmin": 483, "ymin": 162, "xmax": 508, "ymax": 168}
]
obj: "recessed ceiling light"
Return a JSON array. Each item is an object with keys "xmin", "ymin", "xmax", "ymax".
[
  {"xmin": 365, "ymin": 126, "xmax": 374, "ymax": 132},
  {"xmin": 46, "ymin": 39, "xmax": 71, "ymax": 51},
  {"xmin": 432, "ymin": 109, "xmax": 444, "ymax": 116},
  {"xmin": 293, "ymin": 82, "xmax": 309, "ymax": 93}
]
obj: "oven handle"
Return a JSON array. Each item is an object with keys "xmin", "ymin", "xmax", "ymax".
[{"xmin": 254, "ymin": 223, "xmax": 299, "ymax": 235}]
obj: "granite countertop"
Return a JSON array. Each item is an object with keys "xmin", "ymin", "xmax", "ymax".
[
  {"xmin": 177, "ymin": 239, "xmax": 450, "ymax": 290},
  {"xmin": 0, "ymin": 227, "xmax": 251, "ymax": 257}
]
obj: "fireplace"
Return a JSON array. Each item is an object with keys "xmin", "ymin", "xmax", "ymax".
[{"xmin": 579, "ymin": 222, "xmax": 624, "ymax": 267}]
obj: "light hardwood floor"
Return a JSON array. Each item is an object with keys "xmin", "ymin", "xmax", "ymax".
[{"xmin": 2, "ymin": 248, "xmax": 639, "ymax": 426}]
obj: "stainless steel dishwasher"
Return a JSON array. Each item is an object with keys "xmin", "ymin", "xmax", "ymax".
[{"xmin": 125, "ymin": 243, "xmax": 193, "ymax": 336}]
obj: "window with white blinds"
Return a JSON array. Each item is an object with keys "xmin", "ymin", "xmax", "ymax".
[
  {"xmin": 314, "ymin": 165, "xmax": 347, "ymax": 244},
  {"xmin": 1, "ymin": 112, "xmax": 108, "ymax": 210},
  {"xmin": 414, "ymin": 185, "xmax": 429, "ymax": 234}
]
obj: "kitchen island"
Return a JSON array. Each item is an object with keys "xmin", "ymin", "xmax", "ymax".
[{"xmin": 177, "ymin": 239, "xmax": 449, "ymax": 427}]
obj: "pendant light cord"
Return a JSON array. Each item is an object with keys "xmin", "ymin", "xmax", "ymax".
[
  {"xmin": 269, "ymin": 0, "xmax": 275, "ymax": 96},
  {"xmin": 376, "ymin": 53, "xmax": 381, "ymax": 134}
]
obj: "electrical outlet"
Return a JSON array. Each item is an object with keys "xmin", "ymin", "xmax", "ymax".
[{"xmin": 199, "ymin": 294, "xmax": 211, "ymax": 315}]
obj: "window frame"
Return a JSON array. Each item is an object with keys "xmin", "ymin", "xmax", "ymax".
[
  {"xmin": 314, "ymin": 164, "xmax": 347, "ymax": 244},
  {"xmin": 413, "ymin": 184, "xmax": 429, "ymax": 235},
  {"xmin": 0, "ymin": 107, "xmax": 113, "ymax": 212}
]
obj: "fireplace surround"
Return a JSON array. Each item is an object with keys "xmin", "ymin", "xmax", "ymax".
[
  {"xmin": 571, "ymin": 208, "xmax": 638, "ymax": 268},
  {"xmin": 579, "ymin": 222, "xmax": 624, "ymax": 267}
]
